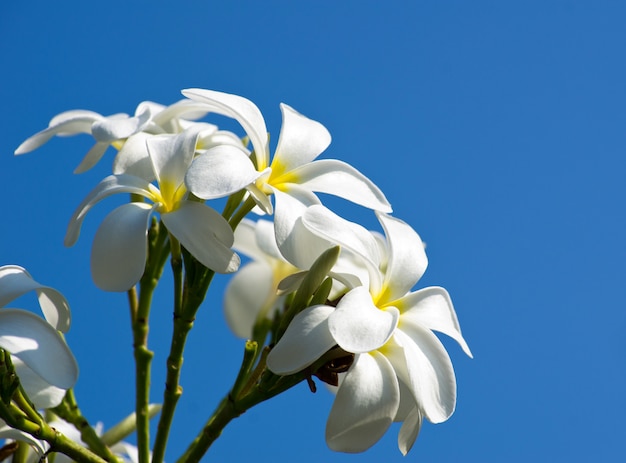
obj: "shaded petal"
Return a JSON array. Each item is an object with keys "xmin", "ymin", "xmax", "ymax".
[
  {"xmin": 254, "ymin": 218, "xmax": 284, "ymax": 260},
  {"xmin": 91, "ymin": 106, "xmax": 152, "ymax": 143},
  {"xmin": 266, "ymin": 304, "xmax": 335, "ymax": 375},
  {"xmin": 389, "ymin": 326, "xmax": 457, "ymax": 423},
  {"xmin": 146, "ymin": 128, "xmax": 199, "ymax": 189},
  {"xmin": 182, "ymin": 88, "xmax": 269, "ymax": 170},
  {"xmin": 65, "ymin": 174, "xmax": 154, "ymax": 247},
  {"xmin": 0, "ymin": 265, "xmax": 70, "ymax": 332},
  {"xmin": 272, "ymin": 187, "xmax": 326, "ymax": 269},
  {"xmin": 0, "ymin": 309, "xmax": 78, "ymax": 389},
  {"xmin": 162, "ymin": 202, "xmax": 239, "ymax": 273},
  {"xmin": 272, "ymin": 104, "xmax": 331, "ymax": 175},
  {"xmin": 224, "ymin": 261, "xmax": 274, "ymax": 338},
  {"xmin": 329, "ymin": 286, "xmax": 398, "ymax": 353},
  {"xmin": 113, "ymin": 132, "xmax": 155, "ymax": 181},
  {"xmin": 14, "ymin": 110, "xmax": 103, "ymax": 155},
  {"xmin": 377, "ymin": 213, "xmax": 428, "ymax": 303},
  {"xmin": 285, "ymin": 159, "xmax": 392, "ymax": 212},
  {"xmin": 185, "ymin": 145, "xmax": 260, "ymax": 199},
  {"xmin": 232, "ymin": 219, "xmax": 266, "ymax": 261},
  {"xmin": 398, "ymin": 406, "xmax": 423, "ymax": 456},
  {"xmin": 326, "ymin": 352, "xmax": 399, "ymax": 453},
  {"xmin": 74, "ymin": 141, "xmax": 110, "ymax": 174},
  {"xmin": 151, "ymin": 99, "xmax": 212, "ymax": 129},
  {"xmin": 302, "ymin": 205, "xmax": 382, "ymax": 291},
  {"xmin": 397, "ymin": 287, "xmax": 472, "ymax": 357},
  {"xmin": 91, "ymin": 202, "xmax": 155, "ymax": 292},
  {"xmin": 13, "ymin": 358, "xmax": 66, "ymax": 409},
  {"xmin": 199, "ymin": 129, "xmax": 245, "ymax": 151},
  {"xmin": 0, "ymin": 422, "xmax": 47, "ymax": 456}
]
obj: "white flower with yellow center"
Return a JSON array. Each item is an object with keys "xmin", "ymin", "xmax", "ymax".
[
  {"xmin": 179, "ymin": 89, "xmax": 392, "ymax": 241},
  {"xmin": 64, "ymin": 127, "xmax": 240, "ymax": 292},
  {"xmin": 267, "ymin": 211, "xmax": 472, "ymax": 455}
]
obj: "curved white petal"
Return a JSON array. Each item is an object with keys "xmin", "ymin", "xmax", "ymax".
[
  {"xmin": 232, "ymin": 219, "xmax": 265, "ymax": 261},
  {"xmin": 0, "ymin": 265, "xmax": 70, "ymax": 332},
  {"xmin": 253, "ymin": 218, "xmax": 284, "ymax": 261},
  {"xmin": 0, "ymin": 423, "xmax": 47, "ymax": 456},
  {"xmin": 398, "ymin": 406, "xmax": 423, "ymax": 456},
  {"xmin": 302, "ymin": 205, "xmax": 382, "ymax": 292},
  {"xmin": 224, "ymin": 261, "xmax": 275, "ymax": 338},
  {"xmin": 14, "ymin": 111, "xmax": 103, "ymax": 155},
  {"xmin": 326, "ymin": 352, "xmax": 399, "ymax": 453},
  {"xmin": 91, "ymin": 202, "xmax": 154, "ymax": 292},
  {"xmin": 182, "ymin": 88, "xmax": 269, "ymax": 170},
  {"xmin": 272, "ymin": 187, "xmax": 326, "ymax": 269},
  {"xmin": 272, "ymin": 104, "xmax": 331, "ymax": 175},
  {"xmin": 91, "ymin": 106, "xmax": 152, "ymax": 143},
  {"xmin": 185, "ymin": 145, "xmax": 260, "ymax": 199},
  {"xmin": 64, "ymin": 174, "xmax": 154, "ymax": 247},
  {"xmin": 146, "ymin": 128, "xmax": 199, "ymax": 189},
  {"xmin": 397, "ymin": 287, "xmax": 472, "ymax": 357},
  {"xmin": 266, "ymin": 304, "xmax": 335, "ymax": 375},
  {"xmin": 73, "ymin": 141, "xmax": 110, "ymax": 174},
  {"xmin": 377, "ymin": 213, "xmax": 428, "ymax": 303},
  {"xmin": 113, "ymin": 132, "xmax": 156, "ymax": 182},
  {"xmin": 390, "ymin": 325, "xmax": 457, "ymax": 424},
  {"xmin": 284, "ymin": 159, "xmax": 392, "ymax": 212},
  {"xmin": 13, "ymin": 357, "xmax": 67, "ymax": 408},
  {"xmin": 199, "ymin": 129, "xmax": 245, "ymax": 151},
  {"xmin": 329, "ymin": 286, "xmax": 398, "ymax": 353},
  {"xmin": 0, "ymin": 309, "xmax": 78, "ymax": 389},
  {"xmin": 162, "ymin": 202, "xmax": 239, "ymax": 274},
  {"xmin": 151, "ymin": 99, "xmax": 212, "ymax": 128}
]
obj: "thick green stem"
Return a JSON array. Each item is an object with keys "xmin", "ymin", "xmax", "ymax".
[{"xmin": 132, "ymin": 220, "xmax": 169, "ymax": 463}]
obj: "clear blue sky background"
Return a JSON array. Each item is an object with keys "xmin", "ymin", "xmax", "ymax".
[{"xmin": 1, "ymin": 1, "xmax": 625, "ymax": 462}]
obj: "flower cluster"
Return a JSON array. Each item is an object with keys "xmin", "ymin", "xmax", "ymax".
[{"xmin": 4, "ymin": 88, "xmax": 471, "ymax": 460}]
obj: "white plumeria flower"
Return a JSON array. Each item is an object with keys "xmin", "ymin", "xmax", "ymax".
[
  {"xmin": 180, "ymin": 88, "xmax": 392, "ymax": 220},
  {"xmin": 223, "ymin": 218, "xmax": 299, "ymax": 339},
  {"xmin": 64, "ymin": 127, "xmax": 240, "ymax": 292},
  {"xmin": 267, "ymin": 211, "xmax": 472, "ymax": 455},
  {"xmin": 0, "ymin": 266, "xmax": 78, "ymax": 407},
  {"xmin": 14, "ymin": 97, "xmax": 238, "ymax": 175},
  {"xmin": 14, "ymin": 106, "xmax": 153, "ymax": 173}
]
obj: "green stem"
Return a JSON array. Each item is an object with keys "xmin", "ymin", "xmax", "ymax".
[
  {"xmin": 52, "ymin": 390, "xmax": 121, "ymax": 463},
  {"xmin": 132, "ymin": 220, "xmax": 169, "ymax": 463}
]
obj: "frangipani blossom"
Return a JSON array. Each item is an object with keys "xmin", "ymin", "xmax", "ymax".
[
  {"xmin": 14, "ymin": 97, "xmax": 242, "ymax": 175},
  {"xmin": 0, "ymin": 266, "xmax": 78, "ymax": 406},
  {"xmin": 65, "ymin": 127, "xmax": 240, "ymax": 292},
  {"xmin": 181, "ymin": 88, "xmax": 392, "ymax": 219},
  {"xmin": 267, "ymin": 212, "xmax": 471, "ymax": 455}
]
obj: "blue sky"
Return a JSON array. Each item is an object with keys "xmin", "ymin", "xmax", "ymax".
[{"xmin": 1, "ymin": 1, "xmax": 625, "ymax": 462}]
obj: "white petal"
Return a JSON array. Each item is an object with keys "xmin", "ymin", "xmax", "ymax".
[
  {"xmin": 64, "ymin": 174, "xmax": 154, "ymax": 247},
  {"xmin": 398, "ymin": 406, "xmax": 423, "ymax": 456},
  {"xmin": 272, "ymin": 187, "xmax": 327, "ymax": 269},
  {"xmin": 0, "ymin": 309, "xmax": 78, "ymax": 389},
  {"xmin": 162, "ymin": 202, "xmax": 239, "ymax": 274},
  {"xmin": 377, "ymin": 213, "xmax": 428, "ymax": 302},
  {"xmin": 284, "ymin": 159, "xmax": 392, "ymax": 212},
  {"xmin": 390, "ymin": 326, "xmax": 457, "ymax": 423},
  {"xmin": 146, "ymin": 128, "xmax": 199, "ymax": 189},
  {"xmin": 73, "ymin": 141, "xmax": 110, "ymax": 174},
  {"xmin": 266, "ymin": 304, "xmax": 335, "ymax": 375},
  {"xmin": 0, "ymin": 265, "xmax": 70, "ymax": 332},
  {"xmin": 185, "ymin": 145, "xmax": 260, "ymax": 199},
  {"xmin": 151, "ymin": 99, "xmax": 212, "ymax": 128},
  {"xmin": 232, "ymin": 219, "xmax": 266, "ymax": 261},
  {"xmin": 302, "ymin": 205, "xmax": 383, "ymax": 291},
  {"xmin": 13, "ymin": 358, "xmax": 67, "ymax": 408},
  {"xmin": 91, "ymin": 106, "xmax": 152, "ymax": 143},
  {"xmin": 326, "ymin": 352, "xmax": 399, "ymax": 453},
  {"xmin": 272, "ymin": 104, "xmax": 331, "ymax": 175},
  {"xmin": 14, "ymin": 111, "xmax": 103, "ymax": 155},
  {"xmin": 253, "ymin": 218, "xmax": 284, "ymax": 260},
  {"xmin": 224, "ymin": 261, "xmax": 274, "ymax": 338},
  {"xmin": 398, "ymin": 287, "xmax": 473, "ymax": 357},
  {"xmin": 0, "ymin": 422, "xmax": 47, "ymax": 455},
  {"xmin": 182, "ymin": 88, "xmax": 269, "ymax": 170},
  {"xmin": 329, "ymin": 286, "xmax": 398, "ymax": 353},
  {"xmin": 113, "ymin": 132, "xmax": 156, "ymax": 181},
  {"xmin": 91, "ymin": 202, "xmax": 154, "ymax": 292}
]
